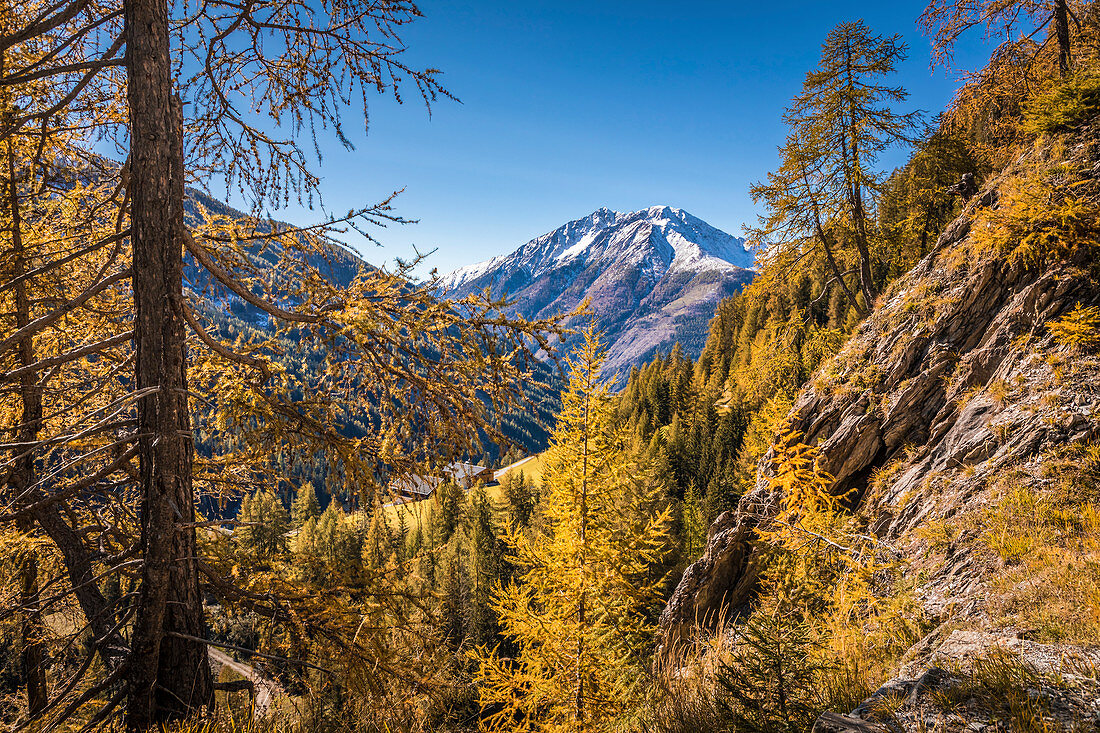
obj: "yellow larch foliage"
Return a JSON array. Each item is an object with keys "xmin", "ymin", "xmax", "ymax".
[
  {"xmin": 472, "ymin": 328, "xmax": 672, "ymax": 733},
  {"xmin": 1048, "ymin": 303, "xmax": 1100, "ymax": 351}
]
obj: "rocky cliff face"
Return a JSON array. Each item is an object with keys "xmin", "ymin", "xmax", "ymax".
[{"xmin": 659, "ymin": 135, "xmax": 1100, "ymax": 657}]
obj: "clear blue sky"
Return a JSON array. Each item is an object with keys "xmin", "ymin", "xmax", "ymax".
[{"xmin": 214, "ymin": 0, "xmax": 994, "ymax": 275}]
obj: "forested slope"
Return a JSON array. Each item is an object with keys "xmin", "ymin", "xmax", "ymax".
[
  {"xmin": 6, "ymin": 0, "xmax": 1100, "ymax": 729},
  {"xmin": 651, "ymin": 53, "xmax": 1100, "ymax": 733}
]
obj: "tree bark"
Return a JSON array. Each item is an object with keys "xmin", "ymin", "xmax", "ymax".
[
  {"xmin": 1054, "ymin": 0, "xmax": 1072, "ymax": 78},
  {"xmin": 841, "ymin": 39, "xmax": 878, "ymax": 309},
  {"xmin": 32, "ymin": 504, "xmax": 126, "ymax": 664},
  {"xmin": 799, "ymin": 163, "xmax": 867, "ymax": 317},
  {"xmin": 7, "ymin": 139, "xmax": 48, "ymax": 718},
  {"xmin": 575, "ymin": 378, "xmax": 589, "ymax": 728},
  {"xmin": 850, "ymin": 190, "xmax": 877, "ymax": 308},
  {"xmin": 16, "ymin": 516, "xmax": 46, "ymax": 716},
  {"xmin": 124, "ymin": 0, "xmax": 212, "ymax": 725}
]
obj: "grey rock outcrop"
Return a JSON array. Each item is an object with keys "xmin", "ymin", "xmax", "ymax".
[
  {"xmin": 658, "ymin": 143, "xmax": 1100, "ymax": 653},
  {"xmin": 655, "ymin": 509, "xmax": 759, "ymax": 656},
  {"xmin": 811, "ymin": 631, "xmax": 1100, "ymax": 733}
]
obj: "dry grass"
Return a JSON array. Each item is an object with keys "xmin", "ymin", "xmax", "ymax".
[
  {"xmin": 978, "ymin": 444, "xmax": 1100, "ymax": 643},
  {"xmin": 930, "ymin": 650, "xmax": 1071, "ymax": 733},
  {"xmin": 165, "ymin": 717, "xmax": 286, "ymax": 733},
  {"xmin": 987, "ymin": 378, "xmax": 1010, "ymax": 407},
  {"xmin": 640, "ymin": 616, "xmax": 740, "ymax": 733},
  {"xmin": 915, "ymin": 517, "xmax": 959, "ymax": 553},
  {"xmin": 492, "ymin": 453, "xmax": 547, "ymax": 485}
]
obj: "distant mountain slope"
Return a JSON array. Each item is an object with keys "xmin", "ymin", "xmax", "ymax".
[
  {"xmin": 182, "ymin": 189, "xmax": 559, "ymax": 458},
  {"xmin": 183, "ymin": 189, "xmax": 364, "ymax": 324},
  {"xmin": 440, "ymin": 206, "xmax": 756, "ymax": 377}
]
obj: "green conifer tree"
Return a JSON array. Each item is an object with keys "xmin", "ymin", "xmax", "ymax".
[
  {"xmin": 395, "ymin": 510, "xmax": 410, "ymax": 564},
  {"xmin": 437, "ymin": 480, "xmax": 464, "ymax": 544},
  {"xmin": 503, "ymin": 470, "xmax": 535, "ymax": 529},
  {"xmin": 237, "ymin": 490, "xmax": 289, "ymax": 561},
  {"xmin": 440, "ymin": 549, "xmax": 470, "ymax": 647},
  {"xmin": 715, "ymin": 614, "xmax": 829, "ymax": 733},
  {"xmin": 681, "ymin": 481, "xmax": 707, "ymax": 561},
  {"xmin": 466, "ymin": 487, "xmax": 509, "ymax": 646},
  {"xmin": 752, "ymin": 20, "xmax": 920, "ymax": 313}
]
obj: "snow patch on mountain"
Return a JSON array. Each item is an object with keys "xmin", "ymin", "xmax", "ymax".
[
  {"xmin": 557, "ymin": 231, "xmax": 599, "ymax": 263},
  {"xmin": 439, "ymin": 206, "xmax": 756, "ymax": 376},
  {"xmin": 441, "ymin": 205, "xmax": 752, "ymax": 296}
]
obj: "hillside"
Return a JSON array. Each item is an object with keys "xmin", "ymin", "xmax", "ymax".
[
  {"xmin": 13, "ymin": 1, "xmax": 1100, "ymax": 730},
  {"xmin": 440, "ymin": 206, "xmax": 756, "ymax": 378},
  {"xmin": 183, "ymin": 189, "xmax": 364, "ymax": 322},
  {"xmin": 659, "ymin": 123, "xmax": 1100, "ymax": 732},
  {"xmin": 181, "ymin": 190, "xmax": 565, "ymax": 463}
]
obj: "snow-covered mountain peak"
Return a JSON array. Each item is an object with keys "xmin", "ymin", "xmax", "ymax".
[
  {"xmin": 437, "ymin": 206, "xmax": 756, "ymax": 377},
  {"xmin": 440, "ymin": 205, "xmax": 752, "ymax": 294}
]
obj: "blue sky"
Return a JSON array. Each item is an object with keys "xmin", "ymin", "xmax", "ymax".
[{"xmin": 209, "ymin": 0, "xmax": 995, "ymax": 275}]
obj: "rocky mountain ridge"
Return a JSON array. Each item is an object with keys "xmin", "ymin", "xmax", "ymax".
[{"xmin": 440, "ymin": 205, "xmax": 756, "ymax": 377}]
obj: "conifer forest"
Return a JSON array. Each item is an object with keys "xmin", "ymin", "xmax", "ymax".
[{"xmin": 2, "ymin": 0, "xmax": 1100, "ymax": 731}]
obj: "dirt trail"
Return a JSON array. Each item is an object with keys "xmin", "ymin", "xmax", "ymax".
[{"xmin": 209, "ymin": 647, "xmax": 285, "ymax": 719}]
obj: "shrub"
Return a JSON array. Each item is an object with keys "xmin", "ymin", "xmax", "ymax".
[
  {"xmin": 1048, "ymin": 303, "xmax": 1100, "ymax": 351},
  {"xmin": 714, "ymin": 614, "xmax": 831, "ymax": 733},
  {"xmin": 971, "ymin": 168, "xmax": 1100, "ymax": 270},
  {"xmin": 1025, "ymin": 73, "xmax": 1100, "ymax": 134}
]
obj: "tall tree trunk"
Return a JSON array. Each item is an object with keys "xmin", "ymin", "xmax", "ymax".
[
  {"xmin": 816, "ymin": 224, "xmax": 866, "ymax": 317},
  {"xmin": 16, "ymin": 516, "xmax": 46, "ymax": 715},
  {"xmin": 1054, "ymin": 0, "xmax": 1072, "ymax": 77},
  {"xmin": 849, "ymin": 183, "xmax": 877, "ymax": 308},
  {"xmin": 32, "ymin": 505, "xmax": 126, "ymax": 665},
  {"xmin": 838, "ymin": 125, "xmax": 875, "ymax": 310},
  {"xmin": 841, "ymin": 40, "xmax": 877, "ymax": 309},
  {"xmin": 7, "ymin": 138, "xmax": 48, "ymax": 718},
  {"xmin": 124, "ymin": 0, "xmax": 212, "ymax": 725},
  {"xmin": 799, "ymin": 163, "xmax": 867, "ymax": 317},
  {"xmin": 575, "ymin": 381, "xmax": 589, "ymax": 729},
  {"xmin": 919, "ymin": 205, "xmax": 933, "ymax": 255}
]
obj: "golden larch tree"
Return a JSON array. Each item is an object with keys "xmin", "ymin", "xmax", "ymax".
[{"xmin": 473, "ymin": 328, "xmax": 671, "ymax": 733}]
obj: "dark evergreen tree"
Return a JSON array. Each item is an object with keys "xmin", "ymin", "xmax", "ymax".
[
  {"xmin": 237, "ymin": 490, "xmax": 290, "ymax": 561},
  {"xmin": 715, "ymin": 615, "xmax": 830, "ymax": 733},
  {"xmin": 466, "ymin": 488, "xmax": 510, "ymax": 646},
  {"xmin": 437, "ymin": 481, "xmax": 465, "ymax": 544},
  {"xmin": 503, "ymin": 471, "xmax": 535, "ymax": 530},
  {"xmin": 440, "ymin": 551, "xmax": 470, "ymax": 648}
]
